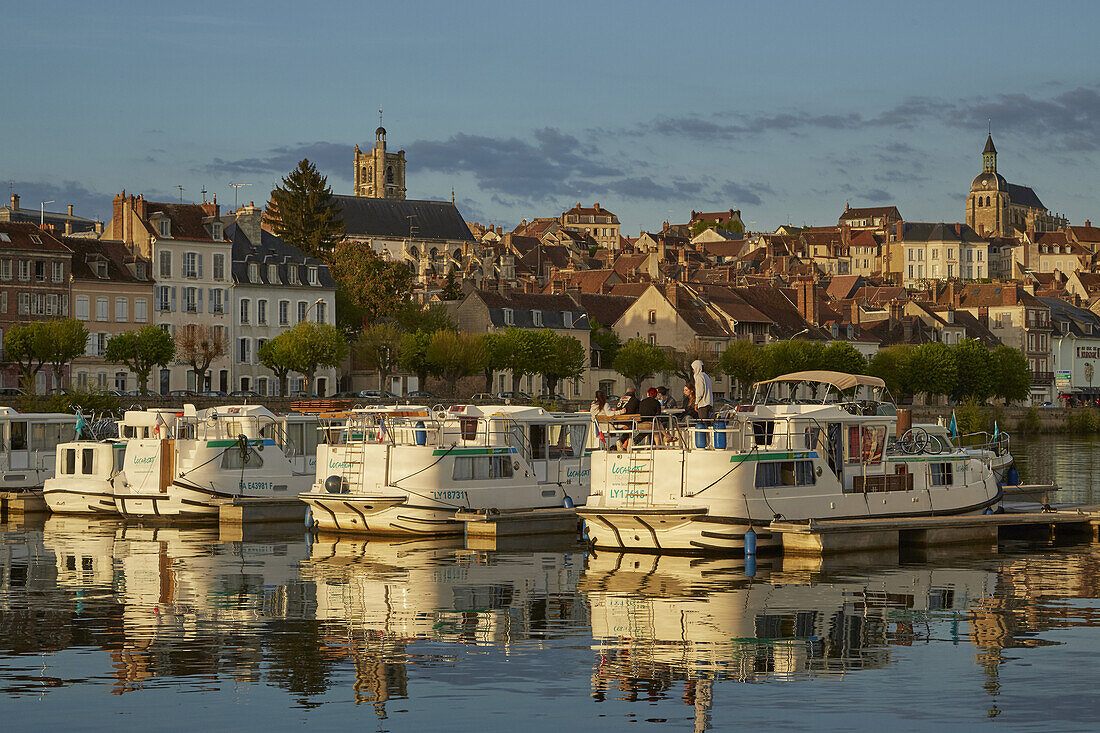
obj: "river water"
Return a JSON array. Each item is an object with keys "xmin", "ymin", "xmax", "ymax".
[{"xmin": 2, "ymin": 437, "xmax": 1099, "ymax": 732}]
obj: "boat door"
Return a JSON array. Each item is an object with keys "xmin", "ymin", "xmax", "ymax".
[
  {"xmin": 9, "ymin": 419, "xmax": 28, "ymax": 469},
  {"xmin": 827, "ymin": 423, "xmax": 843, "ymax": 482}
]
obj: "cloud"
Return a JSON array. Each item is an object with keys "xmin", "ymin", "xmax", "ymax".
[
  {"xmin": 203, "ymin": 142, "xmax": 352, "ymax": 178},
  {"xmin": 946, "ymin": 86, "xmax": 1100, "ymax": 151},
  {"xmin": 8, "ymin": 180, "xmax": 115, "ymax": 222}
]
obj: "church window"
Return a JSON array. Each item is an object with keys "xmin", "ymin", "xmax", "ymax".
[
  {"xmin": 986, "ymin": 196, "xmax": 991, "ymax": 207},
  {"xmin": 386, "ymin": 166, "xmax": 394, "ymax": 184},
  {"xmin": 366, "ymin": 167, "xmax": 372, "ymax": 182},
  {"xmin": 977, "ymin": 198, "xmax": 983, "ymax": 208}
]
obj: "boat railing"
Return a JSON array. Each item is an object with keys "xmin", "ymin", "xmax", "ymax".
[{"xmin": 320, "ymin": 411, "xmax": 546, "ymax": 455}]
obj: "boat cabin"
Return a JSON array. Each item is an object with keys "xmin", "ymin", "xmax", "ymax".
[
  {"xmin": 0, "ymin": 407, "xmax": 78, "ymax": 487},
  {"xmin": 55, "ymin": 441, "xmax": 127, "ymax": 481}
]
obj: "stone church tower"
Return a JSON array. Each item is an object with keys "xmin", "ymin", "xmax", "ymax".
[
  {"xmin": 354, "ymin": 126, "xmax": 406, "ymax": 199},
  {"xmin": 966, "ymin": 134, "xmax": 1009, "ymax": 237}
]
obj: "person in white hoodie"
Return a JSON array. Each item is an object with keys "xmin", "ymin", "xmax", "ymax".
[{"xmin": 692, "ymin": 359, "xmax": 714, "ymax": 420}]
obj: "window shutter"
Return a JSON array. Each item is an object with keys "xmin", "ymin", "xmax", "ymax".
[
  {"xmin": 197, "ymin": 253, "xmax": 204, "ymax": 279},
  {"xmin": 197, "ymin": 288, "xmax": 204, "ymax": 313},
  {"xmin": 171, "ymin": 286, "xmax": 177, "ymax": 312}
]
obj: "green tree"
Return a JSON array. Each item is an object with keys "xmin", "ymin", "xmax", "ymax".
[
  {"xmin": 867, "ymin": 345, "xmax": 913, "ymax": 397},
  {"xmin": 613, "ymin": 339, "xmax": 667, "ymax": 392},
  {"xmin": 690, "ymin": 218, "xmax": 744, "ymax": 236},
  {"xmin": 4, "ymin": 323, "xmax": 49, "ymax": 394},
  {"xmin": 905, "ymin": 342, "xmax": 956, "ymax": 402},
  {"xmin": 536, "ymin": 332, "xmax": 587, "ymax": 396},
  {"xmin": 398, "ymin": 329, "xmax": 435, "ymax": 389},
  {"xmin": 590, "ymin": 320, "xmax": 622, "ymax": 368},
  {"xmin": 821, "ymin": 341, "xmax": 867, "ymax": 375},
  {"xmin": 720, "ymin": 339, "xmax": 762, "ymax": 399},
  {"xmin": 267, "ymin": 158, "xmax": 344, "ymax": 257},
  {"xmin": 442, "ymin": 267, "xmax": 464, "ymax": 300},
  {"xmin": 43, "ymin": 319, "xmax": 90, "ymax": 389},
  {"xmin": 991, "ymin": 345, "xmax": 1030, "ymax": 404},
  {"xmin": 354, "ymin": 321, "xmax": 404, "ymax": 391},
  {"xmin": 285, "ymin": 321, "xmax": 349, "ymax": 396},
  {"xmin": 104, "ymin": 326, "xmax": 175, "ymax": 395},
  {"xmin": 499, "ymin": 328, "xmax": 542, "ymax": 393},
  {"xmin": 757, "ymin": 339, "xmax": 825, "ymax": 381},
  {"xmin": 326, "ymin": 240, "xmax": 414, "ymax": 328},
  {"xmin": 480, "ymin": 332, "xmax": 512, "ymax": 392},
  {"xmin": 394, "ymin": 302, "xmax": 456, "ymax": 333},
  {"xmin": 949, "ymin": 339, "xmax": 995, "ymax": 402},
  {"xmin": 176, "ymin": 324, "xmax": 227, "ymax": 392},
  {"xmin": 425, "ymin": 331, "xmax": 486, "ymax": 395},
  {"xmin": 664, "ymin": 342, "xmax": 718, "ymax": 385},
  {"xmin": 259, "ymin": 332, "xmax": 296, "ymax": 397}
]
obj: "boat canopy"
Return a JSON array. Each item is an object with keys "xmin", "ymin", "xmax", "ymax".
[{"xmin": 753, "ymin": 371, "xmax": 885, "ymax": 391}]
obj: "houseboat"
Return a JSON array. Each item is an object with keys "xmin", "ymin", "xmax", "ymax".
[
  {"xmin": 300, "ymin": 404, "xmax": 591, "ymax": 535},
  {"xmin": 579, "ymin": 371, "xmax": 1002, "ymax": 554},
  {"xmin": 0, "ymin": 407, "xmax": 78, "ymax": 490},
  {"xmin": 112, "ymin": 404, "xmax": 320, "ymax": 519}
]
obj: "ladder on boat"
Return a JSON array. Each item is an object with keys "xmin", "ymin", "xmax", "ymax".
[{"xmin": 625, "ymin": 448, "xmax": 656, "ymax": 507}]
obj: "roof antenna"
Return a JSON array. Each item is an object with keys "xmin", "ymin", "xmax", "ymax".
[
  {"xmin": 200, "ymin": 186, "xmax": 208, "ymax": 204},
  {"xmin": 176, "ymin": 185, "xmax": 184, "ymax": 203},
  {"xmin": 229, "ymin": 182, "xmax": 252, "ymax": 209}
]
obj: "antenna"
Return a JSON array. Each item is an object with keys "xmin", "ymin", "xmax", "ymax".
[
  {"xmin": 6, "ymin": 181, "xmax": 13, "ymax": 199},
  {"xmin": 228, "ymin": 182, "xmax": 252, "ymax": 209},
  {"xmin": 176, "ymin": 185, "xmax": 184, "ymax": 203},
  {"xmin": 379, "ymin": 108, "xmax": 384, "ymax": 127},
  {"xmin": 988, "ymin": 118, "xmax": 992, "ymax": 135},
  {"xmin": 200, "ymin": 186, "xmax": 208, "ymax": 203}
]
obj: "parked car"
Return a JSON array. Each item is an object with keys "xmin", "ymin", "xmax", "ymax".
[
  {"xmin": 228, "ymin": 390, "xmax": 260, "ymax": 398},
  {"xmin": 0, "ymin": 387, "xmax": 27, "ymax": 397},
  {"xmin": 331, "ymin": 391, "xmax": 361, "ymax": 399},
  {"xmin": 358, "ymin": 390, "xmax": 399, "ymax": 399},
  {"xmin": 289, "ymin": 391, "xmax": 320, "ymax": 399},
  {"xmin": 406, "ymin": 390, "xmax": 439, "ymax": 399},
  {"xmin": 496, "ymin": 391, "xmax": 531, "ymax": 401},
  {"xmin": 167, "ymin": 389, "xmax": 196, "ymax": 397},
  {"xmin": 469, "ymin": 392, "xmax": 496, "ymax": 402},
  {"xmin": 199, "ymin": 390, "xmax": 228, "ymax": 397}
]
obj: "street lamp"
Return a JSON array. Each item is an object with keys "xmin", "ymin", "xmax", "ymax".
[
  {"xmin": 787, "ymin": 328, "xmax": 810, "ymax": 341},
  {"xmin": 304, "ymin": 297, "xmax": 325, "ymax": 322},
  {"xmin": 40, "ymin": 200, "xmax": 54, "ymax": 226}
]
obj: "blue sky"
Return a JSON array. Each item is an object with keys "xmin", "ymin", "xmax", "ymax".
[{"xmin": 5, "ymin": 0, "xmax": 1100, "ymax": 234}]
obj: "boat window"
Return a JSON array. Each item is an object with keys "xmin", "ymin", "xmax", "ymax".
[
  {"xmin": 752, "ymin": 421, "xmax": 775, "ymax": 446},
  {"xmin": 547, "ymin": 423, "xmax": 587, "ymax": 458},
  {"xmin": 113, "ymin": 444, "xmax": 126, "ymax": 471},
  {"xmin": 63, "ymin": 448, "xmax": 76, "ymax": 475},
  {"xmin": 10, "ymin": 421, "xmax": 26, "ymax": 450},
  {"xmin": 452, "ymin": 455, "xmax": 514, "ymax": 481},
  {"xmin": 930, "ymin": 462, "xmax": 953, "ymax": 486},
  {"xmin": 755, "ymin": 460, "xmax": 816, "ymax": 488},
  {"xmin": 530, "ymin": 424, "xmax": 547, "ymax": 459},
  {"xmin": 82, "ymin": 448, "xmax": 95, "ymax": 474},
  {"xmin": 286, "ymin": 423, "xmax": 305, "ymax": 453},
  {"xmin": 846, "ymin": 426, "xmax": 885, "ymax": 463},
  {"xmin": 221, "ymin": 444, "xmax": 264, "ymax": 470}
]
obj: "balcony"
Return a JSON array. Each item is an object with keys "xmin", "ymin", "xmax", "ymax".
[{"xmin": 1031, "ymin": 371, "xmax": 1054, "ymax": 385}]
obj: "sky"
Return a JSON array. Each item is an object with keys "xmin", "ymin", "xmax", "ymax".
[{"xmin": 4, "ymin": 0, "xmax": 1100, "ymax": 235}]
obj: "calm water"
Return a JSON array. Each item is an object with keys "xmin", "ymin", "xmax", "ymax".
[{"xmin": 2, "ymin": 437, "xmax": 1100, "ymax": 732}]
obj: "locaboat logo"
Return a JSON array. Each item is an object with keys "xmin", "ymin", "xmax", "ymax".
[{"xmin": 610, "ymin": 464, "xmax": 644, "ymax": 474}]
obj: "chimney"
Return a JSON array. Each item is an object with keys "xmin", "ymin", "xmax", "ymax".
[
  {"xmin": 593, "ymin": 202, "xmax": 600, "ymax": 212},
  {"xmin": 236, "ymin": 203, "xmax": 263, "ymax": 248},
  {"xmin": 978, "ymin": 306, "xmax": 989, "ymax": 328},
  {"xmin": 954, "ymin": 222, "xmax": 961, "ymax": 236},
  {"xmin": 1087, "ymin": 219, "xmax": 1092, "ymax": 228},
  {"xmin": 902, "ymin": 318, "xmax": 913, "ymax": 343},
  {"xmin": 841, "ymin": 224, "xmax": 851, "ymax": 245},
  {"xmin": 64, "ymin": 220, "xmax": 72, "ymax": 235},
  {"xmin": 200, "ymin": 199, "xmax": 219, "ymax": 218},
  {"xmin": 796, "ymin": 278, "xmax": 819, "ymax": 326},
  {"xmin": 10, "ymin": 193, "xmax": 19, "ymax": 210},
  {"xmin": 849, "ymin": 300, "xmax": 860, "ymax": 325},
  {"xmin": 94, "ymin": 221, "xmax": 103, "ymax": 235},
  {"xmin": 67, "ymin": 204, "xmax": 73, "ymax": 216},
  {"xmin": 946, "ymin": 280, "xmax": 957, "ymax": 307},
  {"xmin": 888, "ymin": 300, "xmax": 903, "ymax": 325},
  {"xmin": 895, "ymin": 220, "xmax": 904, "ymax": 241},
  {"xmin": 665, "ymin": 280, "xmax": 678, "ymax": 305}
]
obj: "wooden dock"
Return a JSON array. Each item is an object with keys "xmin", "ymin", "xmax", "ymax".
[
  {"xmin": 217, "ymin": 496, "xmax": 307, "ymax": 526},
  {"xmin": 457, "ymin": 507, "xmax": 581, "ymax": 539},
  {"xmin": 0, "ymin": 490, "xmax": 47, "ymax": 517},
  {"xmin": 770, "ymin": 508, "xmax": 1100, "ymax": 556}
]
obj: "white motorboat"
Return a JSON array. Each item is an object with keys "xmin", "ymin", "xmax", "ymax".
[
  {"xmin": 913, "ymin": 422, "xmax": 1016, "ymax": 484},
  {"xmin": 43, "ymin": 440, "xmax": 127, "ymax": 514},
  {"xmin": 0, "ymin": 407, "xmax": 78, "ymax": 490},
  {"xmin": 300, "ymin": 404, "xmax": 591, "ymax": 535},
  {"xmin": 579, "ymin": 371, "xmax": 1002, "ymax": 554},
  {"xmin": 113, "ymin": 404, "xmax": 320, "ymax": 519}
]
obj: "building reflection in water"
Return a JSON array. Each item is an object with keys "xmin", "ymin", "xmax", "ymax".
[{"xmin": 2, "ymin": 514, "xmax": 1100, "ymax": 726}]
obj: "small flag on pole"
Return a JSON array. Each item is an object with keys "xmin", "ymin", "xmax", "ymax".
[
  {"xmin": 377, "ymin": 419, "xmax": 385, "ymax": 443},
  {"xmin": 992, "ymin": 420, "xmax": 999, "ymax": 442},
  {"xmin": 948, "ymin": 411, "xmax": 958, "ymax": 439},
  {"xmin": 595, "ymin": 420, "xmax": 606, "ymax": 445}
]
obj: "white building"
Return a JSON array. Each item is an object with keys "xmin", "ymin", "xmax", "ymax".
[{"xmin": 894, "ymin": 222, "xmax": 989, "ymax": 288}]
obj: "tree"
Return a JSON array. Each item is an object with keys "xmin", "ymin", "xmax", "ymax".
[
  {"xmin": 394, "ymin": 302, "xmax": 456, "ymax": 333},
  {"xmin": 327, "ymin": 240, "xmax": 414, "ymax": 328},
  {"xmin": 176, "ymin": 324, "xmax": 227, "ymax": 392},
  {"xmin": 354, "ymin": 322, "xmax": 404, "ymax": 391},
  {"xmin": 991, "ymin": 345, "xmax": 1030, "ymax": 404},
  {"xmin": 480, "ymin": 332, "xmax": 512, "ymax": 392},
  {"xmin": 664, "ymin": 342, "xmax": 718, "ymax": 385},
  {"xmin": 756, "ymin": 339, "xmax": 825, "ymax": 381},
  {"xmin": 720, "ymin": 339, "xmax": 762, "ymax": 399},
  {"xmin": 398, "ymin": 329, "xmax": 435, "ymax": 389},
  {"xmin": 41, "ymin": 319, "xmax": 90, "ymax": 389},
  {"xmin": 536, "ymin": 333, "xmax": 587, "ymax": 396},
  {"xmin": 259, "ymin": 332, "xmax": 296, "ymax": 397},
  {"xmin": 690, "ymin": 218, "xmax": 744, "ymax": 236},
  {"xmin": 613, "ymin": 339, "xmax": 667, "ymax": 392},
  {"xmin": 425, "ymin": 331, "xmax": 486, "ymax": 394},
  {"xmin": 905, "ymin": 342, "xmax": 956, "ymax": 403},
  {"xmin": 442, "ymin": 266, "xmax": 464, "ymax": 301},
  {"xmin": 590, "ymin": 320, "xmax": 622, "ymax": 369},
  {"xmin": 867, "ymin": 345, "xmax": 913, "ymax": 397},
  {"xmin": 821, "ymin": 341, "xmax": 867, "ymax": 375},
  {"xmin": 949, "ymin": 339, "xmax": 994, "ymax": 402},
  {"xmin": 4, "ymin": 323, "xmax": 49, "ymax": 394},
  {"xmin": 104, "ymin": 326, "xmax": 175, "ymax": 394},
  {"xmin": 500, "ymin": 328, "xmax": 543, "ymax": 392},
  {"xmin": 267, "ymin": 158, "xmax": 344, "ymax": 257},
  {"xmin": 284, "ymin": 321, "xmax": 349, "ymax": 396}
]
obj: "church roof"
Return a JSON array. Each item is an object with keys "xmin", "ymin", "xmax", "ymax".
[
  {"xmin": 1006, "ymin": 183, "xmax": 1046, "ymax": 211},
  {"xmin": 983, "ymin": 134, "xmax": 997, "ymax": 154},
  {"xmin": 334, "ymin": 196, "xmax": 474, "ymax": 242}
]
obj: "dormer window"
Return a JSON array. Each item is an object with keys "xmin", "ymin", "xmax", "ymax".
[
  {"xmin": 95, "ymin": 261, "xmax": 108, "ymax": 278},
  {"xmin": 267, "ymin": 264, "xmax": 279, "ymax": 284},
  {"xmin": 503, "ymin": 308, "xmax": 514, "ymax": 326},
  {"xmin": 210, "ymin": 222, "xmax": 222, "ymax": 240},
  {"xmin": 307, "ymin": 266, "xmax": 318, "ymax": 286},
  {"xmin": 135, "ymin": 262, "xmax": 147, "ymax": 279},
  {"xmin": 562, "ymin": 311, "xmax": 573, "ymax": 328},
  {"xmin": 158, "ymin": 219, "xmax": 170, "ymax": 237},
  {"xmin": 249, "ymin": 263, "xmax": 260, "ymax": 283},
  {"xmin": 533, "ymin": 310, "xmax": 543, "ymax": 327}
]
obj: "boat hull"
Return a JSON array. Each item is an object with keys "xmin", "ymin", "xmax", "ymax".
[
  {"xmin": 43, "ymin": 479, "xmax": 118, "ymax": 515},
  {"xmin": 115, "ymin": 482, "xmax": 227, "ymax": 520},
  {"xmin": 301, "ymin": 493, "xmax": 464, "ymax": 535}
]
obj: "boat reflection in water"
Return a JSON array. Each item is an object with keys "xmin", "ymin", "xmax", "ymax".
[{"xmin": 582, "ymin": 551, "xmax": 997, "ymax": 727}]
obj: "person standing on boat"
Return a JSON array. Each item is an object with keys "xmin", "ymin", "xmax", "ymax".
[{"xmin": 692, "ymin": 360, "xmax": 713, "ymax": 420}]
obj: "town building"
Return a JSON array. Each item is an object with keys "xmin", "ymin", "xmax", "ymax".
[
  {"xmin": 224, "ymin": 205, "xmax": 337, "ymax": 396},
  {"xmin": 838, "ymin": 204, "xmax": 902, "ymax": 235},
  {"xmin": 64, "ymin": 236, "xmax": 154, "ymax": 392},
  {"xmin": 890, "ymin": 222, "xmax": 989, "ymax": 287},
  {"xmin": 561, "ymin": 203, "xmax": 620, "ymax": 252},
  {"xmin": 1042, "ymin": 296, "xmax": 1100, "ymax": 401},
  {"xmin": 354, "ymin": 126, "xmax": 406, "ymax": 199},
  {"xmin": 1, "ymin": 193, "xmax": 100, "ymax": 235},
  {"xmin": 965, "ymin": 134, "xmax": 1068, "ymax": 237}
]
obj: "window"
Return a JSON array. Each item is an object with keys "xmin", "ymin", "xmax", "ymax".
[
  {"xmin": 183, "ymin": 287, "xmax": 197, "ymax": 313},
  {"xmin": 210, "ymin": 288, "xmax": 224, "ymax": 314},
  {"xmin": 930, "ymin": 462, "xmax": 953, "ymax": 487},
  {"xmin": 115, "ymin": 298, "xmax": 128, "ymax": 322},
  {"xmin": 238, "ymin": 338, "xmax": 251, "ymax": 363},
  {"xmin": 52, "ymin": 261, "xmax": 64, "ymax": 282},
  {"xmin": 133, "ymin": 298, "xmax": 147, "ymax": 323},
  {"xmin": 0, "ymin": 259, "xmax": 9, "ymax": 280},
  {"xmin": 213, "ymin": 253, "xmax": 224, "ymax": 281},
  {"xmin": 307, "ymin": 266, "xmax": 318, "ymax": 285},
  {"xmin": 183, "ymin": 252, "xmax": 198, "ymax": 278},
  {"xmin": 268, "ymin": 264, "xmax": 279, "ymax": 284},
  {"xmin": 240, "ymin": 298, "xmax": 250, "ymax": 324},
  {"xmin": 279, "ymin": 300, "xmax": 289, "ymax": 325},
  {"xmin": 249, "ymin": 263, "xmax": 259, "ymax": 283},
  {"xmin": 647, "ymin": 333, "xmax": 656, "ymax": 345},
  {"xmin": 115, "ymin": 372, "xmax": 127, "ymax": 391},
  {"xmin": 562, "ymin": 311, "xmax": 573, "ymax": 328},
  {"xmin": 210, "ymin": 222, "xmax": 222, "ymax": 240},
  {"xmin": 96, "ymin": 297, "xmax": 108, "ymax": 321},
  {"xmin": 158, "ymin": 219, "xmax": 170, "ymax": 237},
  {"xmin": 95, "ymin": 260, "xmax": 107, "ymax": 278},
  {"xmin": 76, "ymin": 295, "xmax": 90, "ymax": 320},
  {"xmin": 297, "ymin": 301, "xmax": 307, "ymax": 323},
  {"xmin": 648, "ymin": 309, "xmax": 657, "ymax": 324},
  {"xmin": 34, "ymin": 261, "xmax": 45, "ymax": 281},
  {"xmin": 754, "ymin": 460, "xmax": 816, "ymax": 488},
  {"xmin": 315, "ymin": 302, "xmax": 326, "ymax": 324},
  {"xmin": 18, "ymin": 260, "xmax": 29, "ymax": 281},
  {"xmin": 533, "ymin": 310, "xmax": 543, "ymax": 327},
  {"xmin": 257, "ymin": 299, "xmax": 267, "ymax": 325},
  {"xmin": 46, "ymin": 294, "xmax": 58, "ymax": 316},
  {"xmin": 221, "ymin": 443, "xmax": 263, "ymax": 470},
  {"xmin": 846, "ymin": 426, "xmax": 886, "ymax": 464},
  {"xmin": 452, "ymin": 455, "xmax": 514, "ymax": 481},
  {"xmin": 159, "ymin": 250, "xmax": 172, "ymax": 278},
  {"xmin": 135, "ymin": 262, "xmax": 147, "ymax": 279},
  {"xmin": 0, "ymin": 292, "xmax": 6, "ymax": 313},
  {"xmin": 503, "ymin": 308, "xmax": 514, "ymax": 325},
  {"xmin": 156, "ymin": 286, "xmax": 171, "ymax": 312},
  {"xmin": 287, "ymin": 266, "xmax": 300, "ymax": 285}
]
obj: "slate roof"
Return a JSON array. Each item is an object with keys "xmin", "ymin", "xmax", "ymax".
[
  {"xmin": 1040, "ymin": 296, "xmax": 1100, "ymax": 339},
  {"xmin": 145, "ymin": 202, "xmax": 216, "ymax": 241},
  {"xmin": 471, "ymin": 290, "xmax": 589, "ymax": 330},
  {"xmin": 574, "ymin": 293, "xmax": 634, "ymax": 327},
  {"xmin": 63, "ymin": 237, "xmax": 151, "ymax": 283},
  {"xmin": 225, "ymin": 222, "xmax": 335, "ymax": 288},
  {"xmin": 898, "ymin": 222, "xmax": 987, "ymax": 243},
  {"xmin": 1006, "ymin": 183, "xmax": 1046, "ymax": 211},
  {"xmin": 839, "ymin": 205, "xmax": 901, "ymax": 222},
  {"xmin": 0, "ymin": 221, "xmax": 70, "ymax": 252},
  {"xmin": 335, "ymin": 196, "xmax": 474, "ymax": 241}
]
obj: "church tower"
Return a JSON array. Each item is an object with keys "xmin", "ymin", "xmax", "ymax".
[
  {"xmin": 966, "ymin": 133, "xmax": 1009, "ymax": 237},
  {"xmin": 354, "ymin": 123, "xmax": 406, "ymax": 199}
]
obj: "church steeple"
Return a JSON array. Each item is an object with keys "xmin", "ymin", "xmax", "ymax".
[{"xmin": 982, "ymin": 133, "xmax": 997, "ymax": 173}]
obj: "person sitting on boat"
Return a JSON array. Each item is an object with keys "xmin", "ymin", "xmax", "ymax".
[
  {"xmin": 590, "ymin": 390, "xmax": 614, "ymax": 416},
  {"xmin": 682, "ymin": 384, "xmax": 698, "ymax": 421},
  {"xmin": 692, "ymin": 360, "xmax": 714, "ymax": 421},
  {"xmin": 657, "ymin": 385, "xmax": 678, "ymax": 409},
  {"xmin": 636, "ymin": 387, "xmax": 664, "ymax": 445},
  {"xmin": 613, "ymin": 388, "xmax": 641, "ymax": 449}
]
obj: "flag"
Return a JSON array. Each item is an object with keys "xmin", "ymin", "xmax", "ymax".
[
  {"xmin": 377, "ymin": 419, "xmax": 385, "ymax": 443},
  {"xmin": 153, "ymin": 414, "xmax": 162, "ymax": 437},
  {"xmin": 948, "ymin": 411, "xmax": 958, "ymax": 439},
  {"xmin": 75, "ymin": 412, "xmax": 87, "ymax": 439},
  {"xmin": 594, "ymin": 419, "xmax": 606, "ymax": 445},
  {"xmin": 992, "ymin": 421, "xmax": 999, "ymax": 442}
]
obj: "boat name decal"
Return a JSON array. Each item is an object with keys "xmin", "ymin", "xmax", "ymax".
[
  {"xmin": 610, "ymin": 464, "xmax": 644, "ymax": 474},
  {"xmin": 566, "ymin": 467, "xmax": 590, "ymax": 479},
  {"xmin": 432, "ymin": 490, "xmax": 469, "ymax": 502}
]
